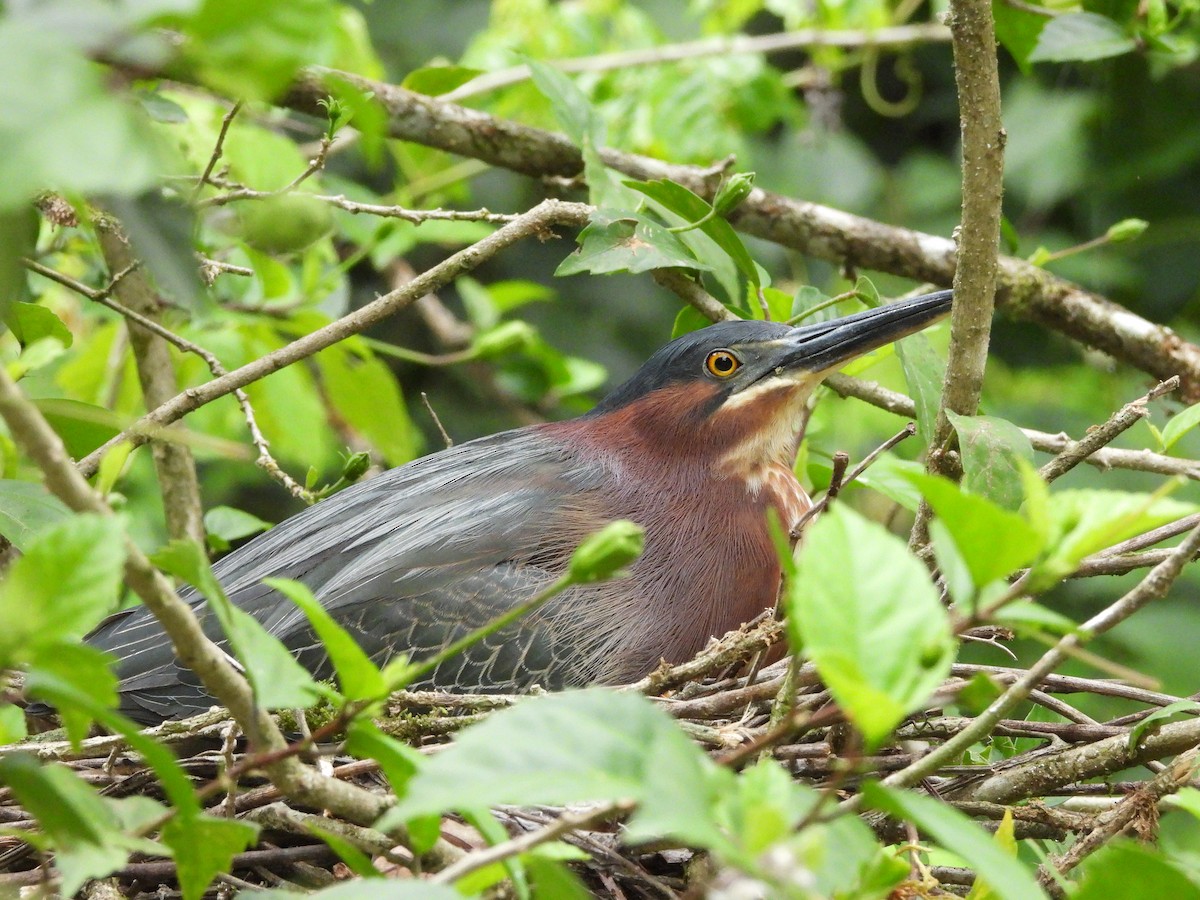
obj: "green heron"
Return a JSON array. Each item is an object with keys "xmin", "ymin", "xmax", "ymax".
[{"xmin": 88, "ymin": 291, "xmax": 951, "ymax": 723}]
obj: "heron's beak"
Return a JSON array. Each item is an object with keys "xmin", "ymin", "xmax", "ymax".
[{"xmin": 780, "ymin": 289, "xmax": 953, "ymax": 374}]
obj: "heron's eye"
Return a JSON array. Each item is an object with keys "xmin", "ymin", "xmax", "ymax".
[{"xmin": 705, "ymin": 349, "xmax": 741, "ymax": 378}]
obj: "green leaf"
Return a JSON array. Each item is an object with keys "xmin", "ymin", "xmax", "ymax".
[
  {"xmin": 0, "ymin": 479, "xmax": 73, "ymax": 550},
  {"xmin": 0, "ymin": 702, "xmax": 27, "ymax": 743},
  {"xmin": 204, "ymin": 505, "xmax": 272, "ymax": 553},
  {"xmin": 0, "ymin": 205, "xmax": 38, "ymax": 314},
  {"xmin": 35, "ymin": 398, "xmax": 122, "ymax": 458},
  {"xmin": 625, "ymin": 178, "xmax": 761, "ymax": 288},
  {"xmin": 966, "ymin": 809, "xmax": 1018, "ymax": 900},
  {"xmin": 267, "ymin": 577, "xmax": 385, "ymax": 701},
  {"xmin": 789, "ymin": 505, "xmax": 954, "ymax": 747},
  {"xmin": 150, "ymin": 540, "xmax": 322, "ymax": 711},
  {"xmin": 0, "ymin": 22, "xmax": 160, "ymax": 211},
  {"xmin": 346, "ymin": 720, "xmax": 422, "ymax": 796},
  {"xmin": 556, "ymin": 211, "xmax": 712, "ymax": 277},
  {"xmin": 1032, "ymin": 489, "xmax": 1197, "ymax": 586},
  {"xmin": 1167, "ymin": 786, "xmax": 1200, "ymax": 820},
  {"xmin": 672, "ymin": 304, "xmax": 714, "ymax": 338},
  {"xmin": 162, "ymin": 813, "xmax": 260, "ymax": 900},
  {"xmin": 381, "ymin": 689, "xmax": 731, "ymax": 852},
  {"xmin": 908, "ymin": 473, "xmax": 1044, "ymax": 588},
  {"xmin": 1106, "ymin": 217, "xmax": 1149, "ymax": 243},
  {"xmin": 6, "ymin": 301, "xmax": 73, "ymax": 348},
  {"xmin": 994, "ymin": 0, "xmax": 1050, "ymax": 71},
  {"xmin": 1074, "ymin": 841, "xmax": 1200, "ymax": 900},
  {"xmin": 526, "ymin": 58, "xmax": 631, "ymax": 208},
  {"xmin": 863, "ymin": 783, "xmax": 1044, "ymax": 900},
  {"xmin": 1160, "ymin": 402, "xmax": 1200, "ymax": 453},
  {"xmin": 714, "ymin": 759, "xmax": 817, "ymax": 861},
  {"xmin": 306, "ymin": 821, "xmax": 382, "ymax": 879},
  {"xmin": 1029, "ymin": 12, "xmax": 1137, "ymax": 62},
  {"xmin": 0, "ymin": 513, "xmax": 126, "ymax": 661},
  {"xmin": 0, "ymin": 754, "xmax": 130, "ymax": 895},
  {"xmin": 25, "ymin": 644, "xmax": 119, "ymax": 744},
  {"xmin": 526, "ymin": 857, "xmax": 592, "ymax": 900},
  {"xmin": 947, "ymin": 412, "xmax": 1035, "ymax": 511},
  {"xmin": 894, "ymin": 330, "xmax": 945, "ymax": 449},
  {"xmin": 992, "ymin": 599, "xmax": 1079, "ymax": 637},
  {"xmin": 316, "ymin": 343, "xmax": 421, "ymax": 467},
  {"xmin": 1128, "ymin": 700, "xmax": 1200, "ymax": 751},
  {"xmin": 402, "ymin": 66, "xmax": 484, "ymax": 96},
  {"xmin": 181, "ymin": 0, "xmax": 338, "ymax": 101}
]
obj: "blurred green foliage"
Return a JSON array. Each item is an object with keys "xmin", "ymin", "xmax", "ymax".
[{"xmin": 0, "ymin": 0, "xmax": 1199, "ymax": 895}]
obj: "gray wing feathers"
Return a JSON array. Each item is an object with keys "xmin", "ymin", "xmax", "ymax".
[{"xmin": 88, "ymin": 428, "xmax": 609, "ymax": 722}]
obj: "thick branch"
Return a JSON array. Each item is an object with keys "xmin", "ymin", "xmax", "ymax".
[
  {"xmin": 76, "ymin": 199, "xmax": 591, "ymax": 478},
  {"xmin": 260, "ymin": 67, "xmax": 1200, "ymax": 398},
  {"xmin": 94, "ymin": 219, "xmax": 205, "ymax": 545}
]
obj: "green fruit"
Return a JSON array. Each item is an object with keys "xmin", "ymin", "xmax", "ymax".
[{"xmin": 234, "ymin": 194, "xmax": 333, "ymax": 255}]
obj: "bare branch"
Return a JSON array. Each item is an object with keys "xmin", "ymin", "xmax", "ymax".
[{"xmin": 1038, "ymin": 377, "xmax": 1179, "ymax": 483}]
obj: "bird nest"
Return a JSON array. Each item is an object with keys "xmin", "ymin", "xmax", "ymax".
[{"xmin": 3, "ymin": 611, "xmax": 1196, "ymax": 899}]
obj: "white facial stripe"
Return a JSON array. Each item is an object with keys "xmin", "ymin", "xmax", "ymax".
[{"xmin": 720, "ymin": 369, "xmax": 821, "ymax": 410}]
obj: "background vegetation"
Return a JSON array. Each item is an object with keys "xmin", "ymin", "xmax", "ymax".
[{"xmin": 1, "ymin": 0, "xmax": 1200, "ymax": 896}]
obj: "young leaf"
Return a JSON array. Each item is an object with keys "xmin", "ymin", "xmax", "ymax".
[
  {"xmin": 1127, "ymin": 700, "xmax": 1200, "ymax": 751},
  {"xmin": 1032, "ymin": 489, "xmax": 1197, "ymax": 586},
  {"xmin": 380, "ymin": 689, "xmax": 732, "ymax": 853},
  {"xmin": 401, "ymin": 66, "xmax": 484, "ymax": 96},
  {"xmin": 0, "ymin": 513, "xmax": 126, "ymax": 662},
  {"xmin": 1159, "ymin": 401, "xmax": 1200, "ymax": 453},
  {"xmin": 204, "ymin": 505, "xmax": 272, "ymax": 553},
  {"xmin": 907, "ymin": 473, "xmax": 1044, "ymax": 588},
  {"xmin": 788, "ymin": 505, "xmax": 955, "ymax": 747},
  {"xmin": 863, "ymin": 783, "xmax": 1044, "ymax": 900},
  {"xmin": 624, "ymin": 178, "xmax": 761, "ymax": 289}
]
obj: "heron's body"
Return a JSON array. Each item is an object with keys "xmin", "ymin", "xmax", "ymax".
[{"xmin": 88, "ymin": 293, "xmax": 951, "ymax": 724}]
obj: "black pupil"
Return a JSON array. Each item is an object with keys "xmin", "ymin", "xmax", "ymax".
[{"xmin": 713, "ymin": 354, "xmax": 733, "ymax": 372}]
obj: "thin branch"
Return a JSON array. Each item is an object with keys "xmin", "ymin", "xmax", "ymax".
[
  {"xmin": 1037, "ymin": 748, "xmax": 1198, "ymax": 894},
  {"xmin": 1038, "ymin": 377, "xmax": 1179, "ymax": 483},
  {"xmin": 791, "ymin": 423, "xmax": 917, "ymax": 537},
  {"xmin": 200, "ymin": 187, "xmax": 519, "ymax": 224},
  {"xmin": 443, "ymin": 24, "xmax": 953, "ymax": 101},
  {"xmin": 651, "ymin": 267, "xmax": 736, "ymax": 323},
  {"xmin": 192, "ymin": 100, "xmax": 242, "ymax": 200},
  {"xmin": 76, "ymin": 199, "xmax": 592, "ymax": 479}
]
